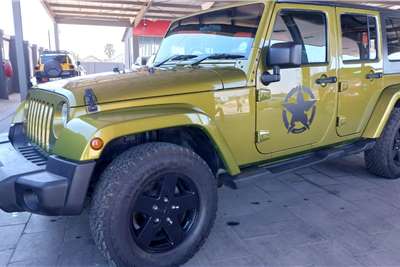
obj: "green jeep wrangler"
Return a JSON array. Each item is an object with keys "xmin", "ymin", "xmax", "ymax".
[{"xmin": 2, "ymin": 1, "xmax": 400, "ymax": 266}]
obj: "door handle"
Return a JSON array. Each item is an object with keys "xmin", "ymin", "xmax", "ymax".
[
  {"xmin": 366, "ymin": 72, "xmax": 383, "ymax": 80},
  {"xmin": 316, "ymin": 75, "xmax": 337, "ymax": 86}
]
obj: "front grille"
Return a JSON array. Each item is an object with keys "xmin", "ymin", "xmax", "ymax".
[{"xmin": 26, "ymin": 98, "xmax": 54, "ymax": 151}]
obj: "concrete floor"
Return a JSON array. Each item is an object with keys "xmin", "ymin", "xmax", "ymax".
[
  {"xmin": 1, "ymin": 98, "xmax": 400, "ymax": 266},
  {"xmin": 1, "ymin": 155, "xmax": 400, "ymax": 266},
  {"xmin": 0, "ymin": 94, "xmax": 20, "ymax": 133}
]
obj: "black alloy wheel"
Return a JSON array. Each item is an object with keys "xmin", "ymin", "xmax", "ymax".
[{"xmin": 130, "ymin": 174, "xmax": 200, "ymax": 253}]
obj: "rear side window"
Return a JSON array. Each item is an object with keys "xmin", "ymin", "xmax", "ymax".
[
  {"xmin": 386, "ymin": 17, "xmax": 400, "ymax": 61},
  {"xmin": 341, "ymin": 14, "xmax": 378, "ymax": 62},
  {"xmin": 270, "ymin": 10, "xmax": 327, "ymax": 65}
]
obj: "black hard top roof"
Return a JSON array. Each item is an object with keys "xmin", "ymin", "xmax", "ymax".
[{"xmin": 277, "ymin": 0, "xmax": 391, "ymax": 13}]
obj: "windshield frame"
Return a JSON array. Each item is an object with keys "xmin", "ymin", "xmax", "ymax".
[{"xmin": 153, "ymin": 2, "xmax": 267, "ymax": 74}]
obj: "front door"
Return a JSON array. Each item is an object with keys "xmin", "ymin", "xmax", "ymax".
[
  {"xmin": 256, "ymin": 4, "xmax": 338, "ymax": 154},
  {"xmin": 336, "ymin": 8, "xmax": 384, "ymax": 136}
]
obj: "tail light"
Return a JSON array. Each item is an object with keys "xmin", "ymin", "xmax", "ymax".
[
  {"xmin": 69, "ymin": 64, "xmax": 75, "ymax": 69},
  {"xmin": 34, "ymin": 65, "xmax": 40, "ymax": 71}
]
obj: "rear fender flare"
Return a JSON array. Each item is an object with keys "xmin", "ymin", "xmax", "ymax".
[{"xmin": 363, "ymin": 85, "xmax": 400, "ymax": 138}]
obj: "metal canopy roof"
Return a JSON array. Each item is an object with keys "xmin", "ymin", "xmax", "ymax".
[
  {"xmin": 41, "ymin": 0, "xmax": 245, "ymax": 27},
  {"xmin": 41, "ymin": 0, "xmax": 400, "ymax": 28}
]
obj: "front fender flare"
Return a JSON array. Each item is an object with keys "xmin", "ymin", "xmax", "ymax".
[
  {"xmin": 363, "ymin": 85, "xmax": 400, "ymax": 139},
  {"xmin": 53, "ymin": 106, "xmax": 240, "ymax": 175}
]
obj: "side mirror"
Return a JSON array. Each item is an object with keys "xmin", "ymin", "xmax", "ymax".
[
  {"xmin": 261, "ymin": 42, "xmax": 302, "ymax": 86},
  {"xmin": 261, "ymin": 66, "xmax": 281, "ymax": 85},
  {"xmin": 267, "ymin": 42, "xmax": 302, "ymax": 68}
]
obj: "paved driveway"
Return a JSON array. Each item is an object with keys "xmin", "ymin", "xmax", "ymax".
[{"xmin": 1, "ymin": 153, "xmax": 400, "ymax": 266}]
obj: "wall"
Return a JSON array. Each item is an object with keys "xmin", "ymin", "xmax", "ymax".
[{"xmin": 81, "ymin": 62, "xmax": 125, "ymax": 74}]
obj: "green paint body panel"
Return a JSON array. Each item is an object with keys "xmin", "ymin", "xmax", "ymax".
[{"xmin": 12, "ymin": 0, "xmax": 400, "ymax": 176}]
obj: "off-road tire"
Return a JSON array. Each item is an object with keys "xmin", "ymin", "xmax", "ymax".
[
  {"xmin": 365, "ymin": 108, "xmax": 400, "ymax": 179},
  {"xmin": 89, "ymin": 142, "xmax": 217, "ymax": 267}
]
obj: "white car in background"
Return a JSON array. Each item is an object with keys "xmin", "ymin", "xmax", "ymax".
[{"xmin": 131, "ymin": 55, "xmax": 156, "ymax": 71}]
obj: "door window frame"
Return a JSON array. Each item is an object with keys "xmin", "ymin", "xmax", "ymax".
[
  {"xmin": 268, "ymin": 8, "xmax": 330, "ymax": 68},
  {"xmin": 339, "ymin": 13, "xmax": 380, "ymax": 65},
  {"xmin": 382, "ymin": 11, "xmax": 400, "ymax": 74}
]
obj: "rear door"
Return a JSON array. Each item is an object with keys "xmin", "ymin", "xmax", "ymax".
[
  {"xmin": 336, "ymin": 8, "xmax": 384, "ymax": 136},
  {"xmin": 256, "ymin": 3, "xmax": 338, "ymax": 154}
]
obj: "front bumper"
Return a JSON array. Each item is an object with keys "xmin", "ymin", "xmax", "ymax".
[{"xmin": 0, "ymin": 133, "xmax": 95, "ymax": 216}]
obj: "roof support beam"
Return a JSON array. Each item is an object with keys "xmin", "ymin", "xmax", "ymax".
[
  {"xmin": 70, "ymin": 0, "xmax": 200, "ymax": 10},
  {"xmin": 133, "ymin": 0, "xmax": 153, "ymax": 27},
  {"xmin": 52, "ymin": 4, "xmax": 192, "ymax": 17},
  {"xmin": 40, "ymin": 0, "xmax": 56, "ymax": 22},
  {"xmin": 55, "ymin": 17, "xmax": 131, "ymax": 27},
  {"xmin": 201, "ymin": 2, "xmax": 215, "ymax": 10},
  {"xmin": 54, "ymin": 11, "xmax": 178, "ymax": 21}
]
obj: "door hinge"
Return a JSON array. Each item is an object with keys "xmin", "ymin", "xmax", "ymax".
[
  {"xmin": 257, "ymin": 89, "xmax": 271, "ymax": 102},
  {"xmin": 337, "ymin": 116, "xmax": 347, "ymax": 127},
  {"xmin": 339, "ymin": 81, "xmax": 349, "ymax": 92},
  {"xmin": 256, "ymin": 130, "xmax": 271, "ymax": 143}
]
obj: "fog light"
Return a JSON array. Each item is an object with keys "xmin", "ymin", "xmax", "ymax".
[
  {"xmin": 23, "ymin": 190, "xmax": 40, "ymax": 211},
  {"xmin": 90, "ymin": 138, "xmax": 104, "ymax": 150}
]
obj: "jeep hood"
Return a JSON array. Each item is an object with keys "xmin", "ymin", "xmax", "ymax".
[{"xmin": 35, "ymin": 67, "xmax": 247, "ymax": 107}]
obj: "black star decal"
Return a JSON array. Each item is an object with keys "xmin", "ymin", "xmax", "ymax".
[{"xmin": 283, "ymin": 87, "xmax": 316, "ymax": 133}]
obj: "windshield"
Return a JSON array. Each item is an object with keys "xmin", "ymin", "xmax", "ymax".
[{"xmin": 154, "ymin": 3, "xmax": 264, "ymax": 69}]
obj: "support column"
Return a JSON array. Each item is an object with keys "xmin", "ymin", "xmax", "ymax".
[
  {"xmin": 132, "ymin": 35, "xmax": 140, "ymax": 63},
  {"xmin": 0, "ymin": 30, "xmax": 8, "ymax": 99},
  {"xmin": 54, "ymin": 22, "xmax": 60, "ymax": 51},
  {"xmin": 12, "ymin": 0, "xmax": 28, "ymax": 100},
  {"xmin": 31, "ymin": 44, "xmax": 38, "ymax": 73},
  {"xmin": 9, "ymin": 37, "xmax": 19, "ymax": 94},
  {"xmin": 23, "ymin": 41, "xmax": 31, "ymax": 88}
]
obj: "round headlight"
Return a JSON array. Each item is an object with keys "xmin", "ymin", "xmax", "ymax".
[
  {"xmin": 61, "ymin": 103, "xmax": 69, "ymax": 127},
  {"xmin": 53, "ymin": 102, "xmax": 69, "ymax": 139}
]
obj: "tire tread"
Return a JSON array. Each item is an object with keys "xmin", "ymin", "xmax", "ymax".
[
  {"xmin": 365, "ymin": 108, "xmax": 400, "ymax": 179},
  {"xmin": 89, "ymin": 142, "xmax": 217, "ymax": 267}
]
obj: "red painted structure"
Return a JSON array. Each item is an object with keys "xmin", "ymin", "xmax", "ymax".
[{"xmin": 133, "ymin": 20, "xmax": 171, "ymax": 37}]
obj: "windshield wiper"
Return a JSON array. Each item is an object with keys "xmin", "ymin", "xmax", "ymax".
[
  {"xmin": 154, "ymin": 54, "xmax": 199, "ymax": 68},
  {"xmin": 190, "ymin": 53, "xmax": 245, "ymax": 66}
]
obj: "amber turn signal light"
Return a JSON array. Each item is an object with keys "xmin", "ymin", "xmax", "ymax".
[{"xmin": 90, "ymin": 138, "xmax": 104, "ymax": 150}]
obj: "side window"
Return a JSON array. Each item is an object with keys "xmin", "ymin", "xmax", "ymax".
[
  {"xmin": 386, "ymin": 17, "xmax": 400, "ymax": 61},
  {"xmin": 341, "ymin": 14, "xmax": 378, "ymax": 62},
  {"xmin": 270, "ymin": 10, "xmax": 327, "ymax": 65}
]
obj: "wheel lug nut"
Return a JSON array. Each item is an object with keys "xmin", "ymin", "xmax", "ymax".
[
  {"xmin": 152, "ymin": 205, "xmax": 159, "ymax": 211},
  {"xmin": 163, "ymin": 197, "xmax": 169, "ymax": 203},
  {"xmin": 166, "ymin": 217, "xmax": 173, "ymax": 224},
  {"xmin": 154, "ymin": 218, "xmax": 160, "ymax": 224}
]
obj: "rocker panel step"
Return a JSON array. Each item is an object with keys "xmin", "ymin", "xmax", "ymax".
[{"xmin": 222, "ymin": 139, "xmax": 375, "ymax": 189}]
